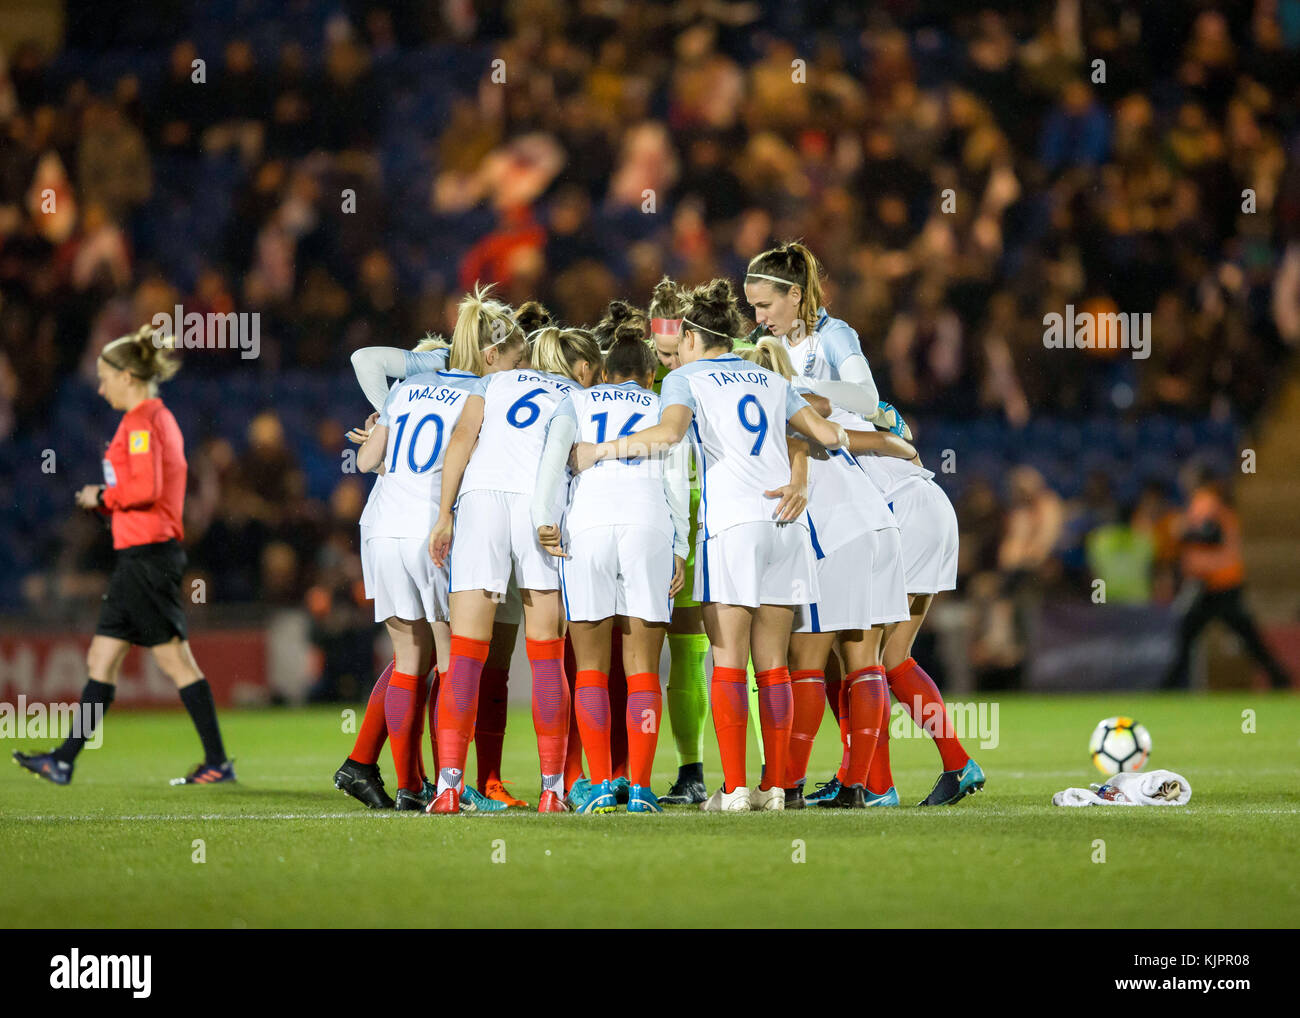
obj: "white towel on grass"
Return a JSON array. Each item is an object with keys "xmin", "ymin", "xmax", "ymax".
[{"xmin": 1052, "ymin": 769, "xmax": 1192, "ymax": 807}]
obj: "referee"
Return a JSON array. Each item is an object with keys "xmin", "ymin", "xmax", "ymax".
[{"xmin": 14, "ymin": 326, "xmax": 235, "ymax": 785}]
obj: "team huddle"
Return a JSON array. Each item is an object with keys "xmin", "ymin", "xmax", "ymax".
[{"xmin": 332, "ymin": 241, "xmax": 985, "ymax": 814}]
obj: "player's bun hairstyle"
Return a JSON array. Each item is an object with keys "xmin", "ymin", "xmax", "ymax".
[
  {"xmin": 647, "ymin": 277, "xmax": 687, "ymax": 322},
  {"xmin": 450, "ymin": 284, "xmax": 525, "ymax": 374},
  {"xmin": 746, "ymin": 241, "xmax": 826, "ymax": 335},
  {"xmin": 682, "ymin": 278, "xmax": 743, "ymax": 352},
  {"xmin": 530, "ymin": 326, "xmax": 602, "ymax": 383},
  {"xmin": 513, "ymin": 300, "xmax": 554, "ymax": 336},
  {"xmin": 741, "ymin": 337, "xmax": 796, "ymax": 381},
  {"xmin": 592, "ymin": 299, "xmax": 648, "ymax": 351},
  {"xmin": 99, "ymin": 324, "xmax": 180, "ymax": 386},
  {"xmin": 604, "ymin": 332, "xmax": 657, "ymax": 383}
]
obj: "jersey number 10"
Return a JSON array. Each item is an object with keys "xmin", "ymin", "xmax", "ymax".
[{"xmin": 388, "ymin": 412, "xmax": 445, "ymax": 474}]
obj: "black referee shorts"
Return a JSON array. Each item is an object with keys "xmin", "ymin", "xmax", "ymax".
[{"xmin": 95, "ymin": 539, "xmax": 190, "ymax": 647}]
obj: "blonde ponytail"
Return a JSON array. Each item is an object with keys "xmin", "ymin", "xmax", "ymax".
[
  {"xmin": 100, "ymin": 324, "xmax": 180, "ymax": 388},
  {"xmin": 449, "ymin": 285, "xmax": 525, "ymax": 374}
]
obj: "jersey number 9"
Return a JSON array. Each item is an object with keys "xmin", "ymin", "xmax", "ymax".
[{"xmin": 736, "ymin": 395, "xmax": 768, "ymax": 456}]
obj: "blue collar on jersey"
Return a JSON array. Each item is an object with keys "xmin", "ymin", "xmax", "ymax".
[
  {"xmin": 437, "ymin": 369, "xmax": 477, "ymax": 379},
  {"xmin": 815, "ymin": 308, "xmax": 829, "ymax": 331}
]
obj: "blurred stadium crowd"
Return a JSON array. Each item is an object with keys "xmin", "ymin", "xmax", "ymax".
[{"xmin": 1, "ymin": 0, "xmax": 1298, "ymax": 692}]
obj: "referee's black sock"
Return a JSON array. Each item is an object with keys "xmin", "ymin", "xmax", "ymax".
[
  {"xmin": 51, "ymin": 679, "xmax": 116, "ymax": 765},
  {"xmin": 178, "ymin": 679, "xmax": 227, "ymax": 765}
]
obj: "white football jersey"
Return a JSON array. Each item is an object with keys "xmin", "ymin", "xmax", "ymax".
[
  {"xmin": 461, "ymin": 369, "xmax": 580, "ymax": 501},
  {"xmin": 801, "ymin": 404, "xmax": 898, "ymax": 557},
  {"xmin": 661, "ymin": 354, "xmax": 809, "ymax": 536},
  {"xmin": 838, "ymin": 408, "xmax": 935, "ymax": 500},
  {"xmin": 366, "ymin": 369, "xmax": 480, "ymax": 539},
  {"xmin": 555, "ymin": 382, "xmax": 676, "ymax": 542},
  {"xmin": 782, "ymin": 309, "xmax": 862, "ymax": 382}
]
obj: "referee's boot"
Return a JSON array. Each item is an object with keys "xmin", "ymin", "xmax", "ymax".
[
  {"xmin": 171, "ymin": 760, "xmax": 236, "ymax": 785},
  {"xmin": 13, "ymin": 750, "xmax": 73, "ymax": 786},
  {"xmin": 333, "ymin": 758, "xmax": 395, "ymax": 809}
]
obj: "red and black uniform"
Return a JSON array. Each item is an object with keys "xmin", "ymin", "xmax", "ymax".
[{"xmin": 96, "ymin": 397, "xmax": 191, "ymax": 647}]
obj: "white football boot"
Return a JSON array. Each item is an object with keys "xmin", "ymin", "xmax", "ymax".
[
  {"xmin": 701, "ymin": 785, "xmax": 752, "ymax": 812},
  {"xmin": 749, "ymin": 785, "xmax": 785, "ymax": 811}
]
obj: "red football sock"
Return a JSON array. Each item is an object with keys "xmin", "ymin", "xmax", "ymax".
[
  {"xmin": 844, "ymin": 666, "xmax": 887, "ymax": 788},
  {"xmin": 866, "ymin": 687, "xmax": 894, "ymax": 794},
  {"xmin": 710, "ymin": 665, "xmax": 749, "ymax": 792},
  {"xmin": 474, "ymin": 663, "xmax": 508, "ymax": 790},
  {"xmin": 563, "ymin": 638, "xmax": 585, "ymax": 786},
  {"xmin": 435, "ymin": 635, "xmax": 490, "ymax": 789},
  {"xmin": 608, "ymin": 632, "xmax": 628, "ymax": 780},
  {"xmin": 413, "ymin": 668, "xmax": 432, "ymax": 782},
  {"xmin": 625, "ymin": 671, "xmax": 661, "ymax": 788},
  {"xmin": 786, "ymin": 669, "xmax": 825, "ymax": 787},
  {"xmin": 426, "ymin": 669, "xmax": 440, "ymax": 780},
  {"xmin": 385, "ymin": 670, "xmax": 422, "ymax": 792},
  {"xmin": 349, "ymin": 658, "xmax": 394, "ymax": 766},
  {"xmin": 574, "ymin": 669, "xmax": 611, "ymax": 784},
  {"xmin": 527, "ymin": 637, "xmax": 569, "ymax": 784},
  {"xmin": 835, "ymin": 677, "xmax": 850, "ymax": 783},
  {"xmin": 754, "ymin": 667, "xmax": 792, "ymax": 791},
  {"xmin": 888, "ymin": 657, "xmax": 969, "ymax": 772}
]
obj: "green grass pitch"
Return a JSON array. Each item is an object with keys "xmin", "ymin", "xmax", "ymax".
[{"xmin": 3, "ymin": 693, "xmax": 1297, "ymax": 928}]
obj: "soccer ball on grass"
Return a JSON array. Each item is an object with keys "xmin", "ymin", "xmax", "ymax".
[{"xmin": 1088, "ymin": 716, "xmax": 1151, "ymax": 776}]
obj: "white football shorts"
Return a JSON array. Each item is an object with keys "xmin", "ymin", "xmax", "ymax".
[
  {"xmin": 694, "ymin": 521, "xmax": 819, "ymax": 608},
  {"xmin": 368, "ymin": 535, "xmax": 448, "ymax": 623},
  {"xmin": 889, "ymin": 479, "xmax": 959, "ymax": 594},
  {"xmin": 449, "ymin": 490, "xmax": 560, "ymax": 595},
  {"xmin": 560, "ymin": 524, "xmax": 675, "ymax": 623}
]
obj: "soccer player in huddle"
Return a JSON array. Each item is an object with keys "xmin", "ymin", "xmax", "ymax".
[
  {"xmin": 336, "ymin": 297, "xmax": 529, "ymax": 810},
  {"xmin": 573, "ymin": 278, "xmax": 849, "ymax": 811},
  {"xmin": 533, "ymin": 328, "xmax": 690, "ymax": 812},
  {"xmin": 429, "ymin": 324, "xmax": 602, "ymax": 813},
  {"xmin": 741, "ymin": 340, "xmax": 919, "ymax": 807}
]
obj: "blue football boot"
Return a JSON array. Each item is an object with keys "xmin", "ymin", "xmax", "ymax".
[{"xmin": 918, "ymin": 759, "xmax": 985, "ymax": 806}]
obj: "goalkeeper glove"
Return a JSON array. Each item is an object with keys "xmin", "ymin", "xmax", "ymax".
[{"xmin": 873, "ymin": 400, "xmax": 912, "ymax": 440}]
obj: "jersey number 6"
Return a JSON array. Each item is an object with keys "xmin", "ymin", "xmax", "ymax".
[{"xmin": 506, "ymin": 387, "xmax": 548, "ymax": 429}]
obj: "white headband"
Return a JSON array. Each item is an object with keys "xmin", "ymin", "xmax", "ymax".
[
  {"xmin": 682, "ymin": 318, "xmax": 731, "ymax": 340},
  {"xmin": 746, "ymin": 272, "xmax": 798, "ymax": 287},
  {"xmin": 525, "ymin": 327, "xmax": 553, "ymax": 343}
]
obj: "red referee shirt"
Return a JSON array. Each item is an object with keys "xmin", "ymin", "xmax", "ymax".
[{"xmin": 100, "ymin": 397, "xmax": 187, "ymax": 549}]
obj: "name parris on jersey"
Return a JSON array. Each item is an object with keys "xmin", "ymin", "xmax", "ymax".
[{"xmin": 591, "ymin": 388, "xmax": 654, "ymax": 405}]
